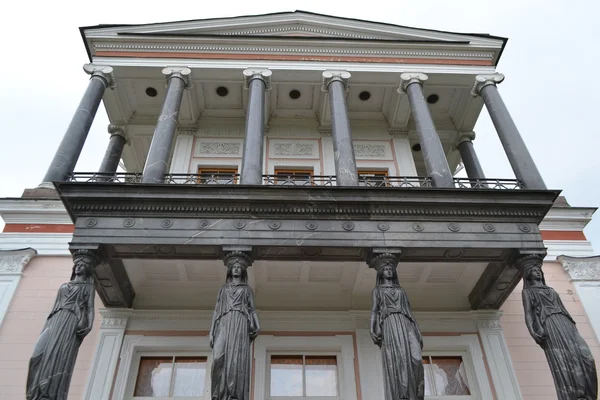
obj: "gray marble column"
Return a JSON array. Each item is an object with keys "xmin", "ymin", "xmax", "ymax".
[
  {"xmin": 240, "ymin": 69, "xmax": 271, "ymax": 185},
  {"xmin": 322, "ymin": 71, "xmax": 358, "ymax": 186},
  {"xmin": 457, "ymin": 131, "xmax": 487, "ymax": 187},
  {"xmin": 98, "ymin": 124, "xmax": 127, "ymax": 180},
  {"xmin": 42, "ymin": 64, "xmax": 115, "ymax": 184},
  {"xmin": 400, "ymin": 73, "xmax": 453, "ymax": 188},
  {"xmin": 142, "ymin": 67, "xmax": 192, "ymax": 184},
  {"xmin": 474, "ymin": 74, "xmax": 546, "ymax": 190}
]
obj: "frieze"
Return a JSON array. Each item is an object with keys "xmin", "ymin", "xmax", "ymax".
[
  {"xmin": 273, "ymin": 143, "xmax": 314, "ymax": 157},
  {"xmin": 472, "ymin": 311, "xmax": 503, "ymax": 330},
  {"xmin": 557, "ymin": 255, "xmax": 600, "ymax": 281},
  {"xmin": 0, "ymin": 249, "xmax": 36, "ymax": 274}
]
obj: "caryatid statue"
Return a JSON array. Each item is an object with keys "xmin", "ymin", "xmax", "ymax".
[
  {"xmin": 26, "ymin": 249, "xmax": 100, "ymax": 400},
  {"xmin": 210, "ymin": 251, "xmax": 260, "ymax": 400},
  {"xmin": 369, "ymin": 253, "xmax": 425, "ymax": 400},
  {"xmin": 520, "ymin": 255, "xmax": 598, "ymax": 400}
]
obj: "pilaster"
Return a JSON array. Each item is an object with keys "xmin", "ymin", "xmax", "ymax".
[
  {"xmin": 0, "ymin": 248, "xmax": 36, "ymax": 327},
  {"xmin": 472, "ymin": 310, "xmax": 523, "ymax": 400},
  {"xmin": 83, "ymin": 309, "xmax": 130, "ymax": 400}
]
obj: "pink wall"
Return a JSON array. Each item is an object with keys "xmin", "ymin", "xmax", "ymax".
[
  {"xmin": 501, "ymin": 261, "xmax": 600, "ymax": 400},
  {"xmin": 0, "ymin": 256, "xmax": 100, "ymax": 400}
]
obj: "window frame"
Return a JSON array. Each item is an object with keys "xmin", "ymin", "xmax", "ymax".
[
  {"xmin": 273, "ymin": 168, "xmax": 315, "ymax": 186},
  {"xmin": 421, "ymin": 351, "xmax": 474, "ymax": 400},
  {"xmin": 196, "ymin": 166, "xmax": 238, "ymax": 184},
  {"xmin": 267, "ymin": 351, "xmax": 342, "ymax": 400},
  {"xmin": 131, "ymin": 352, "xmax": 211, "ymax": 400},
  {"xmin": 114, "ymin": 336, "xmax": 213, "ymax": 400},
  {"xmin": 357, "ymin": 169, "xmax": 390, "ymax": 187},
  {"xmin": 254, "ymin": 335, "xmax": 358, "ymax": 400}
]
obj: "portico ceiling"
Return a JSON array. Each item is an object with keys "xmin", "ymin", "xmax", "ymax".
[{"xmin": 124, "ymin": 259, "xmax": 487, "ymax": 311}]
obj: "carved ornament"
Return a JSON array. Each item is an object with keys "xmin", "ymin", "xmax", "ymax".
[
  {"xmin": 0, "ymin": 248, "xmax": 36, "ymax": 274},
  {"xmin": 558, "ymin": 255, "xmax": 600, "ymax": 281}
]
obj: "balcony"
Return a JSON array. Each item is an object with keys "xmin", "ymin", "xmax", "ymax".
[{"xmin": 55, "ymin": 172, "xmax": 558, "ymax": 311}]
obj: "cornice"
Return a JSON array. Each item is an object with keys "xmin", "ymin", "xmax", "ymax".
[{"xmin": 0, "ymin": 199, "xmax": 70, "ymax": 225}]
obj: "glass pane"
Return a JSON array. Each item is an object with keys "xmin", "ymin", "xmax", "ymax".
[
  {"xmin": 172, "ymin": 357, "xmax": 207, "ymax": 397},
  {"xmin": 305, "ymin": 356, "xmax": 338, "ymax": 396},
  {"xmin": 422, "ymin": 357, "xmax": 435, "ymax": 396},
  {"xmin": 431, "ymin": 356, "xmax": 471, "ymax": 395},
  {"xmin": 270, "ymin": 355, "xmax": 304, "ymax": 396},
  {"xmin": 134, "ymin": 357, "xmax": 172, "ymax": 397}
]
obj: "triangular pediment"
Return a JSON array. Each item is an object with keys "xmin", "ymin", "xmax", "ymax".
[{"xmin": 84, "ymin": 11, "xmax": 504, "ymax": 46}]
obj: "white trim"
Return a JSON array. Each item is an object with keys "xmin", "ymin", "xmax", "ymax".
[
  {"xmin": 354, "ymin": 329, "xmax": 384, "ymax": 400},
  {"xmin": 113, "ymin": 335, "xmax": 212, "ymax": 400},
  {"xmin": 544, "ymin": 240, "xmax": 595, "ymax": 260},
  {"xmin": 253, "ymin": 335, "xmax": 357, "ymax": 400},
  {"xmin": 539, "ymin": 207, "xmax": 596, "ymax": 231},
  {"xmin": 0, "ymin": 248, "xmax": 36, "ymax": 327},
  {"xmin": 0, "ymin": 233, "xmax": 72, "ymax": 255}
]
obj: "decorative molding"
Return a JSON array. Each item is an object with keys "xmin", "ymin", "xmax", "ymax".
[
  {"xmin": 83, "ymin": 63, "xmax": 116, "ymax": 89},
  {"xmin": 322, "ymin": 70, "xmax": 351, "ymax": 92},
  {"xmin": 557, "ymin": 255, "xmax": 600, "ymax": 281},
  {"xmin": 539, "ymin": 206, "xmax": 596, "ymax": 231},
  {"xmin": 177, "ymin": 126, "xmax": 198, "ymax": 135},
  {"xmin": 472, "ymin": 73, "xmax": 505, "ymax": 96},
  {"xmin": 353, "ymin": 143, "xmax": 387, "ymax": 158},
  {"xmin": 242, "ymin": 68, "xmax": 272, "ymax": 90},
  {"xmin": 0, "ymin": 248, "xmax": 36, "ymax": 274},
  {"xmin": 0, "ymin": 199, "xmax": 71, "ymax": 225},
  {"xmin": 388, "ymin": 130, "xmax": 409, "ymax": 138},
  {"xmin": 399, "ymin": 72, "xmax": 428, "ymax": 92},
  {"xmin": 545, "ymin": 240, "xmax": 595, "ymax": 260},
  {"xmin": 100, "ymin": 309, "xmax": 130, "ymax": 329},
  {"xmin": 472, "ymin": 310, "xmax": 503, "ymax": 330},
  {"xmin": 273, "ymin": 142, "xmax": 313, "ymax": 157},
  {"xmin": 107, "ymin": 124, "xmax": 127, "ymax": 142},
  {"xmin": 0, "ymin": 233, "xmax": 72, "ymax": 255},
  {"xmin": 197, "ymin": 141, "xmax": 241, "ymax": 156},
  {"xmin": 162, "ymin": 66, "xmax": 192, "ymax": 88}
]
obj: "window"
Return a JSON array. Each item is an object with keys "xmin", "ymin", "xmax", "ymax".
[
  {"xmin": 269, "ymin": 354, "xmax": 339, "ymax": 398},
  {"xmin": 423, "ymin": 355, "xmax": 471, "ymax": 398},
  {"xmin": 358, "ymin": 170, "xmax": 389, "ymax": 187},
  {"xmin": 274, "ymin": 168, "xmax": 314, "ymax": 186},
  {"xmin": 197, "ymin": 167, "xmax": 238, "ymax": 184},
  {"xmin": 133, "ymin": 356, "xmax": 208, "ymax": 398}
]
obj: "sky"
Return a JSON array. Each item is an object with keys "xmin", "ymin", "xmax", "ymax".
[{"xmin": 0, "ymin": 0, "xmax": 598, "ymax": 251}]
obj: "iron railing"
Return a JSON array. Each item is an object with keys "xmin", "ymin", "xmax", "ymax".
[{"xmin": 67, "ymin": 173, "xmax": 524, "ymax": 189}]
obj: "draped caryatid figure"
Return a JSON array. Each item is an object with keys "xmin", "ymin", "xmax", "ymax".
[
  {"xmin": 210, "ymin": 251, "xmax": 260, "ymax": 400},
  {"xmin": 26, "ymin": 249, "xmax": 100, "ymax": 400},
  {"xmin": 369, "ymin": 253, "xmax": 424, "ymax": 400},
  {"xmin": 520, "ymin": 255, "xmax": 598, "ymax": 400}
]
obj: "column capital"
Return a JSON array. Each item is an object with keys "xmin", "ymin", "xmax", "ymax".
[
  {"xmin": 243, "ymin": 68, "xmax": 272, "ymax": 90},
  {"xmin": 399, "ymin": 72, "xmax": 428, "ymax": 93},
  {"xmin": 471, "ymin": 73, "xmax": 505, "ymax": 96},
  {"xmin": 321, "ymin": 70, "xmax": 351, "ymax": 92},
  {"xmin": 515, "ymin": 251, "xmax": 545, "ymax": 272},
  {"xmin": 557, "ymin": 255, "xmax": 600, "ymax": 281},
  {"xmin": 471, "ymin": 310, "xmax": 503, "ymax": 330},
  {"xmin": 107, "ymin": 124, "xmax": 128, "ymax": 141},
  {"xmin": 83, "ymin": 63, "xmax": 116, "ymax": 89},
  {"xmin": 458, "ymin": 131, "xmax": 476, "ymax": 144},
  {"xmin": 366, "ymin": 249, "xmax": 402, "ymax": 270},
  {"xmin": 162, "ymin": 67, "xmax": 193, "ymax": 88}
]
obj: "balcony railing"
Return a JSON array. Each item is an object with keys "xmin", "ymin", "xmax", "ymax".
[{"xmin": 66, "ymin": 173, "xmax": 524, "ymax": 189}]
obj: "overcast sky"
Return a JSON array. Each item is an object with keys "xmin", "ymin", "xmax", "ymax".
[{"xmin": 0, "ymin": 0, "xmax": 598, "ymax": 251}]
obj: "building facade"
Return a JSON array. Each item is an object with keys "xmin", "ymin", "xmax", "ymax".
[{"xmin": 0, "ymin": 11, "xmax": 599, "ymax": 400}]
